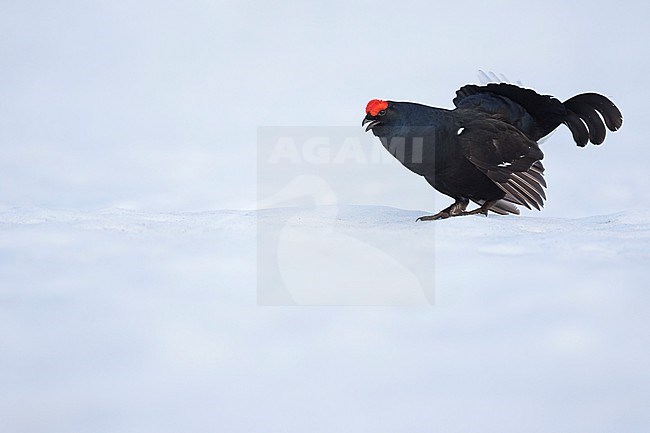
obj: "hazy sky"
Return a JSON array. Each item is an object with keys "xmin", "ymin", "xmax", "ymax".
[{"xmin": 1, "ymin": 0, "xmax": 648, "ymax": 215}]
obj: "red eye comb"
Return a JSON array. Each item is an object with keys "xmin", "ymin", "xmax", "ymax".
[{"xmin": 366, "ymin": 99, "xmax": 388, "ymax": 116}]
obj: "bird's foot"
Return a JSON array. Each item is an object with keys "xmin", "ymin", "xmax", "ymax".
[
  {"xmin": 416, "ymin": 200, "xmax": 469, "ymax": 221},
  {"xmin": 459, "ymin": 208, "xmax": 489, "ymax": 217},
  {"xmin": 416, "ymin": 211, "xmax": 450, "ymax": 221},
  {"xmin": 458, "ymin": 200, "xmax": 496, "ymax": 217},
  {"xmin": 416, "ymin": 200, "xmax": 496, "ymax": 221}
]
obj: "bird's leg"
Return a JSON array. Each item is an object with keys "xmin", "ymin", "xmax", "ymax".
[
  {"xmin": 417, "ymin": 199, "xmax": 469, "ymax": 221},
  {"xmin": 459, "ymin": 200, "xmax": 498, "ymax": 217}
]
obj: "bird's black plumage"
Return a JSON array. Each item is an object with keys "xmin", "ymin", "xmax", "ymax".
[{"xmin": 363, "ymin": 82, "xmax": 622, "ymax": 220}]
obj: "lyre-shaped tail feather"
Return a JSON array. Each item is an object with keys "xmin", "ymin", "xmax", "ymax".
[{"xmin": 563, "ymin": 93, "xmax": 623, "ymax": 147}]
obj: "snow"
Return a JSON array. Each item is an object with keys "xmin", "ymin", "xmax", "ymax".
[
  {"xmin": 3, "ymin": 1, "xmax": 650, "ymax": 431},
  {"xmin": 1, "ymin": 205, "xmax": 649, "ymax": 433}
]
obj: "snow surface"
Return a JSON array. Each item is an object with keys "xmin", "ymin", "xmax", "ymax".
[
  {"xmin": 3, "ymin": 1, "xmax": 650, "ymax": 432},
  {"xmin": 1, "ymin": 206, "xmax": 649, "ymax": 433}
]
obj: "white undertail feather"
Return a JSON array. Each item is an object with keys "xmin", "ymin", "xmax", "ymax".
[
  {"xmin": 477, "ymin": 70, "xmax": 523, "ymax": 86},
  {"xmin": 473, "ymin": 199, "xmax": 520, "ymax": 215}
]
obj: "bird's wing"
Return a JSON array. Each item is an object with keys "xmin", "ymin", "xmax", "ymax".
[
  {"xmin": 459, "ymin": 119, "xmax": 547, "ymax": 210},
  {"xmin": 453, "ymin": 83, "xmax": 566, "ymax": 141}
]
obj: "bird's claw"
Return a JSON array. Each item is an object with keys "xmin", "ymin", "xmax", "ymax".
[
  {"xmin": 417, "ymin": 206, "xmax": 489, "ymax": 221},
  {"xmin": 416, "ymin": 212, "xmax": 450, "ymax": 221}
]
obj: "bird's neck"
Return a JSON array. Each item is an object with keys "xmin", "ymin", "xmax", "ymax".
[{"xmin": 372, "ymin": 108, "xmax": 456, "ymax": 138}]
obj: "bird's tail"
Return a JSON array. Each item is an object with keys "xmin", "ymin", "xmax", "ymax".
[
  {"xmin": 562, "ymin": 93, "xmax": 623, "ymax": 147},
  {"xmin": 454, "ymin": 83, "xmax": 623, "ymax": 147}
]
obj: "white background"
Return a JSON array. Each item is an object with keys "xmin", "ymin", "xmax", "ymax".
[
  {"xmin": 1, "ymin": 0, "xmax": 648, "ymax": 215},
  {"xmin": 1, "ymin": 1, "xmax": 649, "ymax": 432}
]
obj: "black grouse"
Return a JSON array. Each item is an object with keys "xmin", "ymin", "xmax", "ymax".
[{"xmin": 362, "ymin": 82, "xmax": 623, "ymax": 220}]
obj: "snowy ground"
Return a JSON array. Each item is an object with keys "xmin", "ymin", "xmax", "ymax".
[
  {"xmin": 3, "ymin": 1, "xmax": 650, "ymax": 432},
  {"xmin": 1, "ymin": 205, "xmax": 649, "ymax": 433}
]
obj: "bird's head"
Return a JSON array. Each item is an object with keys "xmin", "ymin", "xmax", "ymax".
[
  {"xmin": 362, "ymin": 99, "xmax": 393, "ymax": 134},
  {"xmin": 362, "ymin": 99, "xmax": 438, "ymax": 137}
]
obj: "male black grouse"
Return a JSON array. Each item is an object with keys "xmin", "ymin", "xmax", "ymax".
[{"xmin": 362, "ymin": 82, "xmax": 623, "ymax": 220}]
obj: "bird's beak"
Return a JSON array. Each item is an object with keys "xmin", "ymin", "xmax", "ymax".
[{"xmin": 362, "ymin": 115, "xmax": 380, "ymax": 132}]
